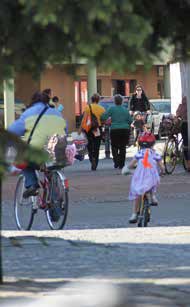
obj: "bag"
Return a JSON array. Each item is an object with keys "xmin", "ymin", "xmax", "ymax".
[
  {"xmin": 81, "ymin": 112, "xmax": 92, "ymax": 133},
  {"xmin": 89, "ymin": 104, "xmax": 99, "ymax": 131},
  {"xmin": 44, "ymin": 134, "xmax": 68, "ymax": 166}
]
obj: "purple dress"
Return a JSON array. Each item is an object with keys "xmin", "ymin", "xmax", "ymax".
[{"xmin": 129, "ymin": 148, "xmax": 162, "ymax": 200}]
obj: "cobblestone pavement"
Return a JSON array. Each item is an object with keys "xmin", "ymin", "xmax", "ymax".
[{"xmin": 1, "ymin": 141, "xmax": 190, "ymax": 306}]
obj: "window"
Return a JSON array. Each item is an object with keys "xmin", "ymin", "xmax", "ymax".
[
  {"xmin": 97, "ymin": 79, "xmax": 102, "ymax": 95},
  {"xmin": 129, "ymin": 79, "xmax": 137, "ymax": 93}
]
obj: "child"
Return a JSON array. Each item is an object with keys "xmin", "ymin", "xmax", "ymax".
[
  {"xmin": 122, "ymin": 132, "xmax": 164, "ymax": 223},
  {"xmin": 131, "ymin": 111, "xmax": 145, "ymax": 146}
]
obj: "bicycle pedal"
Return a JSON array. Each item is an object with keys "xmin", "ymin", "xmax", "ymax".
[{"xmin": 150, "ymin": 202, "xmax": 158, "ymax": 207}]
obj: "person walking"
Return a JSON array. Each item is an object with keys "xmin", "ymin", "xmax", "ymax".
[
  {"xmin": 176, "ymin": 96, "xmax": 190, "ymax": 171},
  {"xmin": 101, "ymin": 94, "xmax": 132, "ymax": 169},
  {"xmin": 80, "ymin": 93, "xmax": 105, "ymax": 171},
  {"xmin": 130, "ymin": 85, "xmax": 150, "ymax": 113}
]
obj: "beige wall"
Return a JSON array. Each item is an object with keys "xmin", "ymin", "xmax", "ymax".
[
  {"xmin": 15, "ymin": 73, "xmax": 40, "ymax": 105},
  {"xmin": 40, "ymin": 65, "xmax": 75, "ymax": 132}
]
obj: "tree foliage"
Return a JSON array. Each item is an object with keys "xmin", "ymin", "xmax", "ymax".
[
  {"xmin": 0, "ymin": 129, "xmax": 47, "ymax": 176},
  {"xmin": 0, "ymin": 0, "xmax": 190, "ymax": 79}
]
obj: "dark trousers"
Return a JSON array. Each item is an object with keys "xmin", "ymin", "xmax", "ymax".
[
  {"xmin": 87, "ymin": 131, "xmax": 102, "ymax": 169},
  {"xmin": 110, "ymin": 129, "xmax": 130, "ymax": 168},
  {"xmin": 181, "ymin": 122, "xmax": 190, "ymax": 160}
]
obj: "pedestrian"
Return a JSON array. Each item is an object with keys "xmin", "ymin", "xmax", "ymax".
[
  {"xmin": 101, "ymin": 94, "xmax": 132, "ymax": 169},
  {"xmin": 8, "ymin": 91, "xmax": 66, "ymax": 198},
  {"xmin": 130, "ymin": 85, "xmax": 150, "ymax": 113},
  {"xmin": 52, "ymin": 96, "xmax": 64, "ymax": 113},
  {"xmin": 176, "ymin": 96, "xmax": 190, "ymax": 171},
  {"xmin": 79, "ymin": 93, "xmax": 105, "ymax": 171},
  {"xmin": 122, "ymin": 132, "xmax": 164, "ymax": 223}
]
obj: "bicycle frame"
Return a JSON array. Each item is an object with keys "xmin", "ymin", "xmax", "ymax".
[{"xmin": 137, "ymin": 192, "xmax": 151, "ymax": 227}]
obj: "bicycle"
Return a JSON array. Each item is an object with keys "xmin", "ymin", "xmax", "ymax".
[
  {"xmin": 136, "ymin": 192, "xmax": 152, "ymax": 227},
  {"xmin": 163, "ymin": 118, "xmax": 187, "ymax": 174},
  {"xmin": 14, "ymin": 165, "xmax": 69, "ymax": 230}
]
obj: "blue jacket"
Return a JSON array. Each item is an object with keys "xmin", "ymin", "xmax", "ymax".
[{"xmin": 8, "ymin": 102, "xmax": 66, "ymax": 148}]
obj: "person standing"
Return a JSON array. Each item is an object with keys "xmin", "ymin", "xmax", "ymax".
[
  {"xmin": 176, "ymin": 96, "xmax": 190, "ymax": 171},
  {"xmin": 101, "ymin": 94, "xmax": 132, "ymax": 169},
  {"xmin": 80, "ymin": 93, "xmax": 105, "ymax": 171}
]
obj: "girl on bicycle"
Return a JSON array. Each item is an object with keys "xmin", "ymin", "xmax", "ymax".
[{"xmin": 122, "ymin": 132, "xmax": 164, "ymax": 223}]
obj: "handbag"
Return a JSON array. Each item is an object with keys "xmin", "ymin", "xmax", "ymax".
[
  {"xmin": 81, "ymin": 111, "xmax": 92, "ymax": 133},
  {"xmin": 89, "ymin": 104, "xmax": 99, "ymax": 130}
]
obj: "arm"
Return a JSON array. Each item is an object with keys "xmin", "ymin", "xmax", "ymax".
[
  {"xmin": 100, "ymin": 108, "xmax": 112, "ymax": 122},
  {"xmin": 157, "ymin": 160, "xmax": 165, "ymax": 174},
  {"xmin": 8, "ymin": 115, "xmax": 25, "ymax": 137}
]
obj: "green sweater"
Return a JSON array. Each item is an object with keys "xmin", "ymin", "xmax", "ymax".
[{"xmin": 101, "ymin": 105, "xmax": 132, "ymax": 130}]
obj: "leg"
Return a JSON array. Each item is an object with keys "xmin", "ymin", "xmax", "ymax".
[
  {"xmin": 22, "ymin": 167, "xmax": 38, "ymax": 188},
  {"xmin": 118, "ymin": 129, "xmax": 130, "ymax": 169},
  {"xmin": 181, "ymin": 122, "xmax": 190, "ymax": 170},
  {"xmin": 92, "ymin": 135, "xmax": 101, "ymax": 170},
  {"xmin": 129, "ymin": 197, "xmax": 140, "ymax": 223},
  {"xmin": 22, "ymin": 166, "xmax": 39, "ymax": 198},
  {"xmin": 110, "ymin": 130, "xmax": 119, "ymax": 168}
]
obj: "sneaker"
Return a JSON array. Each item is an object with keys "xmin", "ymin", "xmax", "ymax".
[
  {"xmin": 23, "ymin": 184, "xmax": 39, "ymax": 199},
  {"xmin": 151, "ymin": 194, "xmax": 158, "ymax": 206},
  {"xmin": 129, "ymin": 213, "xmax": 138, "ymax": 223}
]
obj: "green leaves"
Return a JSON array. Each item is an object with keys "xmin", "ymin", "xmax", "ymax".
[
  {"xmin": 0, "ymin": 0, "xmax": 190, "ymax": 80},
  {"xmin": 0, "ymin": 129, "xmax": 48, "ymax": 176}
]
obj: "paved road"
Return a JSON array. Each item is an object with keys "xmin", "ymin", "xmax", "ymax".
[{"xmin": 1, "ymin": 141, "xmax": 190, "ymax": 306}]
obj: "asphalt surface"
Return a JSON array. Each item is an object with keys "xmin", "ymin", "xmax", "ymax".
[{"xmin": 1, "ymin": 141, "xmax": 190, "ymax": 306}]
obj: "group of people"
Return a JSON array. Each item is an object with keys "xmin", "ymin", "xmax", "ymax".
[
  {"xmin": 7, "ymin": 84, "xmax": 190, "ymax": 224},
  {"xmin": 80, "ymin": 85, "xmax": 151, "ymax": 172}
]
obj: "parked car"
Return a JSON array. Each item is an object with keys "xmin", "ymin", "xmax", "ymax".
[
  {"xmin": 99, "ymin": 96, "xmax": 130, "ymax": 110},
  {"xmin": 149, "ymin": 99, "xmax": 171, "ymax": 138},
  {"xmin": 0, "ymin": 98, "xmax": 25, "ymax": 127}
]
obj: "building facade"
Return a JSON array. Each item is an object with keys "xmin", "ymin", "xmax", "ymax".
[{"xmin": 14, "ymin": 64, "xmax": 167, "ymax": 132}]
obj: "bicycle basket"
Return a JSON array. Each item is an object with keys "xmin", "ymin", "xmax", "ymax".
[
  {"xmin": 162, "ymin": 116, "xmax": 181, "ymax": 136},
  {"xmin": 44, "ymin": 134, "xmax": 69, "ymax": 167}
]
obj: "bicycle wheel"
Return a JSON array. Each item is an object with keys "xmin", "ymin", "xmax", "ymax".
[
  {"xmin": 163, "ymin": 138, "xmax": 178, "ymax": 174},
  {"xmin": 46, "ymin": 170, "xmax": 69, "ymax": 230},
  {"xmin": 14, "ymin": 175, "xmax": 36, "ymax": 230},
  {"xmin": 137, "ymin": 196, "xmax": 144, "ymax": 227},
  {"xmin": 143, "ymin": 204, "xmax": 150, "ymax": 227}
]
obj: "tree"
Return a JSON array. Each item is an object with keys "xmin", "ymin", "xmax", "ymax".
[{"xmin": 0, "ymin": 0, "xmax": 190, "ymax": 80}]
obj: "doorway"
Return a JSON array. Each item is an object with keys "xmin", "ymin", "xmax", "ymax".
[{"xmin": 112, "ymin": 80, "xmax": 126, "ymax": 96}]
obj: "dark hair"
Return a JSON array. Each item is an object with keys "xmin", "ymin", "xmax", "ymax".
[
  {"xmin": 52, "ymin": 96, "xmax": 59, "ymax": 103},
  {"xmin": 114, "ymin": 94, "xmax": 123, "ymax": 105},
  {"xmin": 91, "ymin": 93, "xmax": 100, "ymax": 103},
  {"xmin": 29, "ymin": 91, "xmax": 43, "ymax": 107},
  {"xmin": 42, "ymin": 88, "xmax": 52, "ymax": 97}
]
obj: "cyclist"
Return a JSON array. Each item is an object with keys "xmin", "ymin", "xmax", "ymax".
[
  {"xmin": 8, "ymin": 91, "xmax": 67, "ymax": 198},
  {"xmin": 122, "ymin": 132, "xmax": 164, "ymax": 223}
]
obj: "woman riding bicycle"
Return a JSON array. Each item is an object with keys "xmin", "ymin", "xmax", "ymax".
[
  {"xmin": 8, "ymin": 91, "xmax": 67, "ymax": 198},
  {"xmin": 122, "ymin": 132, "xmax": 164, "ymax": 223}
]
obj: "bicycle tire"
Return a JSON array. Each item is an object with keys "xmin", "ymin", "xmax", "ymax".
[
  {"xmin": 163, "ymin": 137, "xmax": 178, "ymax": 174},
  {"xmin": 137, "ymin": 196, "xmax": 144, "ymax": 227},
  {"xmin": 143, "ymin": 206, "xmax": 150, "ymax": 227},
  {"xmin": 14, "ymin": 175, "xmax": 35, "ymax": 230},
  {"xmin": 46, "ymin": 170, "xmax": 69, "ymax": 230}
]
